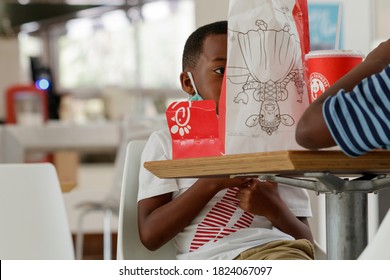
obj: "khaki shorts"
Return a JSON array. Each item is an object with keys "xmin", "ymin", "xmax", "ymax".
[{"xmin": 234, "ymin": 239, "xmax": 315, "ymax": 260}]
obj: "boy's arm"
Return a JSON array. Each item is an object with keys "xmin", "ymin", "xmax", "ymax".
[
  {"xmin": 296, "ymin": 39, "xmax": 390, "ymax": 149},
  {"xmin": 138, "ymin": 177, "xmax": 251, "ymax": 251},
  {"xmin": 237, "ymin": 180, "xmax": 314, "ymax": 243}
]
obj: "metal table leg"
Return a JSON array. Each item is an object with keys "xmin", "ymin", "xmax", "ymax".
[
  {"xmin": 259, "ymin": 173, "xmax": 390, "ymax": 260},
  {"xmin": 326, "ymin": 192, "xmax": 368, "ymax": 259}
]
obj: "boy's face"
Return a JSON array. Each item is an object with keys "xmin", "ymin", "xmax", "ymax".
[{"xmin": 187, "ymin": 34, "xmax": 227, "ymax": 112}]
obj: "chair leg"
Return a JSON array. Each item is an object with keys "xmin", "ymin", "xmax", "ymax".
[
  {"xmin": 103, "ymin": 209, "xmax": 113, "ymax": 260},
  {"xmin": 76, "ymin": 211, "xmax": 88, "ymax": 260},
  {"xmin": 76, "ymin": 210, "xmax": 90, "ymax": 260}
]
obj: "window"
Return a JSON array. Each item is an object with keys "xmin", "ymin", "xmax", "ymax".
[
  {"xmin": 18, "ymin": 33, "xmax": 43, "ymax": 83},
  {"xmin": 56, "ymin": 0, "xmax": 194, "ymax": 91}
]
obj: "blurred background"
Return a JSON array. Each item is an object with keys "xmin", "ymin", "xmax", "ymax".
[
  {"xmin": 0, "ymin": 0, "xmax": 389, "ymax": 259},
  {"xmin": 1, "ymin": 0, "xmax": 388, "ymax": 124}
]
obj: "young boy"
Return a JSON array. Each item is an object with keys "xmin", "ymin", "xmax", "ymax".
[
  {"xmin": 138, "ymin": 21, "xmax": 314, "ymax": 260},
  {"xmin": 296, "ymin": 39, "xmax": 390, "ymax": 156}
]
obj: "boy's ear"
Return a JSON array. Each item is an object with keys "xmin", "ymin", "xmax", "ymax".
[{"xmin": 180, "ymin": 72, "xmax": 194, "ymax": 95}]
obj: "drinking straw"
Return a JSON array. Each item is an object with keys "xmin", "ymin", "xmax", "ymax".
[{"xmin": 334, "ymin": 2, "xmax": 343, "ymax": 50}]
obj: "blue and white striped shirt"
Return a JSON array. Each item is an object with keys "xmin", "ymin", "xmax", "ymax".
[{"xmin": 323, "ymin": 65, "xmax": 390, "ymax": 157}]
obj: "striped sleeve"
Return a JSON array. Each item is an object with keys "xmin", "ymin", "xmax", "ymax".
[{"xmin": 323, "ymin": 65, "xmax": 390, "ymax": 157}]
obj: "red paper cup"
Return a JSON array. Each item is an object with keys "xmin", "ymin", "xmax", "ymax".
[{"xmin": 305, "ymin": 50, "xmax": 364, "ymax": 103}]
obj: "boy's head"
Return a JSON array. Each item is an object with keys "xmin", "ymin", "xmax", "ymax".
[{"xmin": 180, "ymin": 21, "xmax": 227, "ymax": 111}]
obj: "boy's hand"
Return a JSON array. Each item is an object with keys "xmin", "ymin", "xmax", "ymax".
[
  {"xmin": 236, "ymin": 179, "xmax": 288, "ymax": 223},
  {"xmin": 198, "ymin": 177, "xmax": 253, "ymax": 192}
]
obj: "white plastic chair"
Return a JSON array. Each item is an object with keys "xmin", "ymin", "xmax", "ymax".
[
  {"xmin": 0, "ymin": 163, "xmax": 75, "ymax": 260},
  {"xmin": 117, "ymin": 140, "xmax": 176, "ymax": 259},
  {"xmin": 358, "ymin": 209, "xmax": 390, "ymax": 259},
  {"xmin": 75, "ymin": 116, "xmax": 167, "ymax": 260},
  {"xmin": 313, "ymin": 241, "xmax": 326, "ymax": 260}
]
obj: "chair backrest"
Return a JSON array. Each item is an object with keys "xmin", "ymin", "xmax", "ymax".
[
  {"xmin": 358, "ymin": 209, "xmax": 390, "ymax": 259},
  {"xmin": 117, "ymin": 140, "xmax": 176, "ymax": 259},
  {"xmin": 105, "ymin": 115, "xmax": 167, "ymax": 206},
  {"xmin": 0, "ymin": 163, "xmax": 75, "ymax": 260}
]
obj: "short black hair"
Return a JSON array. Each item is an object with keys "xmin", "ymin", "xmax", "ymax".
[{"xmin": 182, "ymin": 20, "xmax": 227, "ymax": 71}]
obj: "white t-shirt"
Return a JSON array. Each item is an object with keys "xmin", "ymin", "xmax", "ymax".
[{"xmin": 138, "ymin": 129, "xmax": 312, "ymax": 260}]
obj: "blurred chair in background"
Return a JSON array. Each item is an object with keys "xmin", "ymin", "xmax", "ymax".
[
  {"xmin": 0, "ymin": 163, "xmax": 75, "ymax": 260},
  {"xmin": 117, "ymin": 140, "xmax": 176, "ymax": 260},
  {"xmin": 75, "ymin": 115, "xmax": 167, "ymax": 260}
]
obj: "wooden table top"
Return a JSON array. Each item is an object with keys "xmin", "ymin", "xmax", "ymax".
[{"xmin": 144, "ymin": 150, "xmax": 390, "ymax": 179}]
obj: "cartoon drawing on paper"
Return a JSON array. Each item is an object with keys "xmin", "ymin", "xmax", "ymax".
[{"xmin": 227, "ymin": 20, "xmax": 304, "ymax": 135}]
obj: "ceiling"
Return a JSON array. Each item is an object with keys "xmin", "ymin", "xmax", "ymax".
[{"xmin": 0, "ymin": 0, "xmax": 152, "ymax": 36}]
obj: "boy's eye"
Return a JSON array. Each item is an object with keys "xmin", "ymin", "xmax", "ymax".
[{"xmin": 214, "ymin": 67, "xmax": 225, "ymax": 75}]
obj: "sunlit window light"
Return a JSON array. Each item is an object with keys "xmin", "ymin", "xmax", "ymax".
[
  {"xmin": 101, "ymin": 10, "xmax": 129, "ymax": 31},
  {"xmin": 65, "ymin": 18, "xmax": 94, "ymax": 39},
  {"xmin": 142, "ymin": 0, "xmax": 171, "ymax": 21},
  {"xmin": 20, "ymin": 22, "xmax": 40, "ymax": 34},
  {"xmin": 127, "ymin": 7, "xmax": 142, "ymax": 22},
  {"xmin": 18, "ymin": 0, "xmax": 31, "ymax": 4},
  {"xmin": 65, "ymin": 0, "xmax": 123, "ymax": 4}
]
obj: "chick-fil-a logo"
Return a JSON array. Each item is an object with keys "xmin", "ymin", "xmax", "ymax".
[{"xmin": 169, "ymin": 101, "xmax": 192, "ymax": 136}]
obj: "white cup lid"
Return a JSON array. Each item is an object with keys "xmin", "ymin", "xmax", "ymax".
[{"xmin": 305, "ymin": 50, "xmax": 365, "ymax": 60}]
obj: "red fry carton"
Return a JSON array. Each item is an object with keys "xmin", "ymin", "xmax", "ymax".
[{"xmin": 166, "ymin": 100, "xmax": 223, "ymax": 159}]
